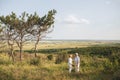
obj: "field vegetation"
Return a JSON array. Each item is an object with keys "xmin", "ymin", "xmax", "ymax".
[{"xmin": 0, "ymin": 41, "xmax": 120, "ymax": 80}]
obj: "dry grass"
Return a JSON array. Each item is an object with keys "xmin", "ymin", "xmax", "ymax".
[
  {"xmin": 0, "ymin": 41, "xmax": 118, "ymax": 80},
  {"xmin": 0, "ymin": 52, "xmax": 114, "ymax": 80},
  {"xmin": 15, "ymin": 40, "xmax": 110, "ymax": 50}
]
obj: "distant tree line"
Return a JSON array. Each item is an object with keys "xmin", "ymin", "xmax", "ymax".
[
  {"xmin": 0, "ymin": 9, "xmax": 56, "ymax": 61},
  {"xmin": 26, "ymin": 46, "xmax": 120, "ymax": 56}
]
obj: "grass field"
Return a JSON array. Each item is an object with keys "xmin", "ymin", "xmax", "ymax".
[
  {"xmin": 0, "ymin": 40, "xmax": 120, "ymax": 80},
  {"xmin": 21, "ymin": 40, "xmax": 120, "ymax": 50}
]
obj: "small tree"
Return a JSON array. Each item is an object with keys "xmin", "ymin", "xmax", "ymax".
[
  {"xmin": 0, "ymin": 10, "xmax": 57, "ymax": 61},
  {"xmin": 27, "ymin": 9, "xmax": 56, "ymax": 57},
  {"xmin": 13, "ymin": 12, "xmax": 30, "ymax": 61},
  {"xmin": 0, "ymin": 14, "xmax": 17, "ymax": 62},
  {"xmin": 0, "ymin": 12, "xmax": 31, "ymax": 61}
]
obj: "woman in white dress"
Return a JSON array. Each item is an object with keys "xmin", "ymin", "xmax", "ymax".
[{"xmin": 68, "ymin": 54, "xmax": 73, "ymax": 73}]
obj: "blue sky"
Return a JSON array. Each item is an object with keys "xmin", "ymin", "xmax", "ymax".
[{"xmin": 0, "ymin": 0, "xmax": 120, "ymax": 40}]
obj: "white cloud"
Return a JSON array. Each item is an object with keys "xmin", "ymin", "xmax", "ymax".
[
  {"xmin": 62, "ymin": 15, "xmax": 90, "ymax": 24},
  {"xmin": 80, "ymin": 18, "xmax": 90, "ymax": 24},
  {"xmin": 63, "ymin": 15, "xmax": 80, "ymax": 24}
]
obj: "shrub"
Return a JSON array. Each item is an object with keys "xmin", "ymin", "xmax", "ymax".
[
  {"xmin": 112, "ymin": 76, "xmax": 120, "ymax": 80},
  {"xmin": 103, "ymin": 60, "xmax": 114, "ymax": 73},
  {"xmin": 47, "ymin": 55, "xmax": 53, "ymax": 60},
  {"xmin": 29, "ymin": 58, "xmax": 40, "ymax": 66},
  {"xmin": 55, "ymin": 51, "xmax": 68, "ymax": 64},
  {"xmin": 113, "ymin": 70, "xmax": 120, "ymax": 80}
]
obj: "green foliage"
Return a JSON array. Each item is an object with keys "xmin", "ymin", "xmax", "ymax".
[
  {"xmin": 20, "ymin": 46, "xmax": 120, "ymax": 57},
  {"xmin": 109, "ymin": 52, "xmax": 120, "ymax": 64},
  {"xmin": 102, "ymin": 60, "xmax": 114, "ymax": 73},
  {"xmin": 0, "ymin": 9, "xmax": 57, "ymax": 60},
  {"xmin": 68, "ymin": 46, "xmax": 120, "ymax": 56},
  {"xmin": 113, "ymin": 70, "xmax": 120, "ymax": 80},
  {"xmin": 55, "ymin": 51, "xmax": 68, "ymax": 64},
  {"xmin": 29, "ymin": 58, "xmax": 40, "ymax": 66},
  {"xmin": 37, "ymin": 48, "xmax": 70, "ymax": 53},
  {"xmin": 0, "ymin": 42, "xmax": 120, "ymax": 80},
  {"xmin": 47, "ymin": 54, "xmax": 53, "ymax": 60}
]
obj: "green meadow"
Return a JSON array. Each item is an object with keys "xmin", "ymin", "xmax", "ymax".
[{"xmin": 0, "ymin": 40, "xmax": 120, "ymax": 80}]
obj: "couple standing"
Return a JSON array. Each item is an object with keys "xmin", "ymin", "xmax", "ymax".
[{"xmin": 68, "ymin": 53, "xmax": 80, "ymax": 73}]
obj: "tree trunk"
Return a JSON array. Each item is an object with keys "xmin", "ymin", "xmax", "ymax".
[
  {"xmin": 20, "ymin": 45, "xmax": 22, "ymax": 61},
  {"xmin": 34, "ymin": 41, "xmax": 39, "ymax": 57},
  {"xmin": 11, "ymin": 45, "xmax": 15, "ymax": 62},
  {"xmin": 11, "ymin": 51, "xmax": 15, "ymax": 62},
  {"xmin": 8, "ymin": 44, "xmax": 15, "ymax": 62},
  {"xmin": 19, "ymin": 40, "xmax": 23, "ymax": 61},
  {"xmin": 34, "ymin": 35, "xmax": 40, "ymax": 57}
]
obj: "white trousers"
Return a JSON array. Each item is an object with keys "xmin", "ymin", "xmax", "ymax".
[
  {"xmin": 75, "ymin": 63, "xmax": 80, "ymax": 72},
  {"xmin": 68, "ymin": 64, "xmax": 72, "ymax": 73}
]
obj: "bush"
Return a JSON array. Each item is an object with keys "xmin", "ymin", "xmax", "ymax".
[
  {"xmin": 113, "ymin": 70, "xmax": 120, "ymax": 80},
  {"xmin": 47, "ymin": 55, "xmax": 53, "ymax": 60},
  {"xmin": 112, "ymin": 76, "xmax": 120, "ymax": 80},
  {"xmin": 68, "ymin": 46, "xmax": 120, "ymax": 57},
  {"xmin": 103, "ymin": 60, "xmax": 114, "ymax": 73},
  {"xmin": 29, "ymin": 58, "xmax": 40, "ymax": 66},
  {"xmin": 55, "ymin": 51, "xmax": 68, "ymax": 64}
]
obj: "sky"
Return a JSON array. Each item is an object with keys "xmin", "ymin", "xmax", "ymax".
[{"xmin": 0, "ymin": 0, "xmax": 120, "ymax": 40}]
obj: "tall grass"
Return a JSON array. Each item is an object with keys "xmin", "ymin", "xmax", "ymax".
[{"xmin": 0, "ymin": 42, "xmax": 120, "ymax": 80}]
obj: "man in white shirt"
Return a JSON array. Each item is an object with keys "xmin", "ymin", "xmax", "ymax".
[
  {"xmin": 74, "ymin": 53, "xmax": 80, "ymax": 72},
  {"xmin": 68, "ymin": 54, "xmax": 73, "ymax": 73}
]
